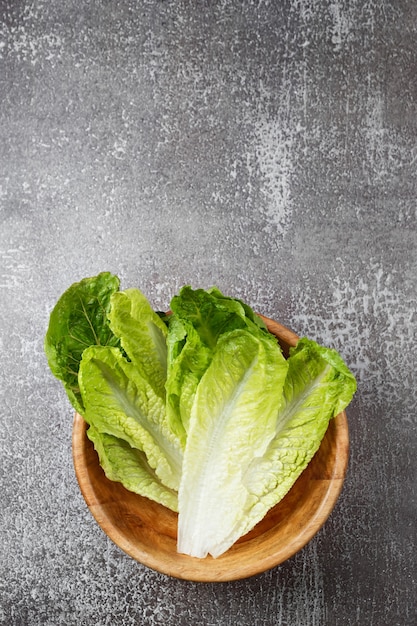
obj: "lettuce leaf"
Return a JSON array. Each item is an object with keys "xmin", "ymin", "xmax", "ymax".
[
  {"xmin": 87, "ymin": 425, "xmax": 178, "ymax": 511},
  {"xmin": 44, "ymin": 272, "xmax": 120, "ymax": 414},
  {"xmin": 166, "ymin": 314, "xmax": 212, "ymax": 438},
  {"xmin": 170, "ymin": 285, "xmax": 261, "ymax": 349},
  {"xmin": 178, "ymin": 336, "xmax": 356, "ymax": 558},
  {"xmin": 239, "ymin": 340, "xmax": 357, "ymax": 531},
  {"xmin": 177, "ymin": 327, "xmax": 289, "ymax": 558},
  {"xmin": 166, "ymin": 286, "xmax": 278, "ymax": 438},
  {"xmin": 79, "ymin": 346, "xmax": 183, "ymax": 491},
  {"xmin": 108, "ymin": 289, "xmax": 168, "ymax": 399}
]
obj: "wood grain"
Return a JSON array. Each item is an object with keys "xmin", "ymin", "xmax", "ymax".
[{"xmin": 72, "ymin": 316, "xmax": 349, "ymax": 582}]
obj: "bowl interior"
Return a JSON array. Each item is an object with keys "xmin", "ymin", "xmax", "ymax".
[{"xmin": 72, "ymin": 316, "xmax": 349, "ymax": 582}]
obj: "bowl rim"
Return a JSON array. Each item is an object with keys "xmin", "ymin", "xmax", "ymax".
[{"xmin": 72, "ymin": 315, "xmax": 349, "ymax": 582}]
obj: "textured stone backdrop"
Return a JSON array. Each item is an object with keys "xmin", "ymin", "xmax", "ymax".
[{"xmin": 1, "ymin": 1, "xmax": 416, "ymax": 625}]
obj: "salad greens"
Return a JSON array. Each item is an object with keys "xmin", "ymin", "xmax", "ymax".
[
  {"xmin": 45, "ymin": 272, "xmax": 357, "ymax": 559},
  {"xmin": 166, "ymin": 286, "xmax": 281, "ymax": 439},
  {"xmin": 108, "ymin": 289, "xmax": 168, "ymax": 401},
  {"xmin": 87, "ymin": 425, "xmax": 179, "ymax": 512},
  {"xmin": 79, "ymin": 345, "xmax": 183, "ymax": 491},
  {"xmin": 44, "ymin": 272, "xmax": 120, "ymax": 414},
  {"xmin": 177, "ymin": 327, "xmax": 288, "ymax": 558}
]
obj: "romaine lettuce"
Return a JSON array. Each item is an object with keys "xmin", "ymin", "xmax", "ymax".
[
  {"xmin": 165, "ymin": 314, "xmax": 212, "ymax": 439},
  {"xmin": 212, "ymin": 338, "xmax": 357, "ymax": 556},
  {"xmin": 177, "ymin": 327, "xmax": 289, "ymax": 558},
  {"xmin": 79, "ymin": 345, "xmax": 183, "ymax": 491},
  {"xmin": 166, "ymin": 286, "xmax": 279, "ymax": 437},
  {"xmin": 108, "ymin": 289, "xmax": 168, "ymax": 400},
  {"xmin": 44, "ymin": 272, "xmax": 120, "ymax": 414},
  {"xmin": 45, "ymin": 274, "xmax": 183, "ymax": 503},
  {"xmin": 87, "ymin": 425, "xmax": 178, "ymax": 511},
  {"xmin": 45, "ymin": 276, "xmax": 357, "ymax": 559},
  {"xmin": 177, "ymin": 336, "xmax": 356, "ymax": 558}
]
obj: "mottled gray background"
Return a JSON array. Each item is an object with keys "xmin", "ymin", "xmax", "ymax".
[{"xmin": 1, "ymin": 0, "xmax": 416, "ymax": 624}]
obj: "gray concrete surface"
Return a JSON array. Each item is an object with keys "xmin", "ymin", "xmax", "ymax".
[{"xmin": 1, "ymin": 1, "xmax": 416, "ymax": 625}]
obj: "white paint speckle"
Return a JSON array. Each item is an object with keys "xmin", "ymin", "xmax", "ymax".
[
  {"xmin": 329, "ymin": 1, "xmax": 350, "ymax": 51},
  {"xmin": 255, "ymin": 112, "xmax": 295, "ymax": 238},
  {"xmin": 292, "ymin": 258, "xmax": 416, "ymax": 422}
]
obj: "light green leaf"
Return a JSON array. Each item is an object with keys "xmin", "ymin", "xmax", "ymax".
[
  {"xmin": 79, "ymin": 345, "xmax": 183, "ymax": 491},
  {"xmin": 177, "ymin": 328, "xmax": 288, "ymax": 558},
  {"xmin": 87, "ymin": 425, "xmax": 178, "ymax": 511},
  {"xmin": 108, "ymin": 288, "xmax": 168, "ymax": 399},
  {"xmin": 166, "ymin": 315, "xmax": 211, "ymax": 438},
  {"xmin": 221, "ymin": 338, "xmax": 357, "ymax": 550},
  {"xmin": 170, "ymin": 285, "xmax": 262, "ymax": 350},
  {"xmin": 167, "ymin": 286, "xmax": 278, "ymax": 438}
]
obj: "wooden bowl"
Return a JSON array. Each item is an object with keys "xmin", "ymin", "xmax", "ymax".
[{"xmin": 72, "ymin": 316, "xmax": 349, "ymax": 582}]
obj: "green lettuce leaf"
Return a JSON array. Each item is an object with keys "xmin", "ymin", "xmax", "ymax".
[
  {"xmin": 177, "ymin": 327, "xmax": 289, "ymax": 558},
  {"xmin": 189, "ymin": 337, "xmax": 357, "ymax": 557},
  {"xmin": 166, "ymin": 286, "xmax": 277, "ymax": 438},
  {"xmin": 108, "ymin": 288, "xmax": 187, "ymax": 444},
  {"xmin": 79, "ymin": 345, "xmax": 183, "ymax": 491},
  {"xmin": 244, "ymin": 338, "xmax": 357, "ymax": 507},
  {"xmin": 170, "ymin": 285, "xmax": 260, "ymax": 349},
  {"xmin": 44, "ymin": 272, "xmax": 120, "ymax": 414},
  {"xmin": 108, "ymin": 289, "xmax": 169, "ymax": 399},
  {"xmin": 87, "ymin": 425, "xmax": 178, "ymax": 511},
  {"xmin": 166, "ymin": 314, "xmax": 211, "ymax": 438},
  {"xmin": 207, "ymin": 286, "xmax": 269, "ymax": 331}
]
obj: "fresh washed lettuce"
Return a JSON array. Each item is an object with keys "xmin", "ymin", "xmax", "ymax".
[
  {"xmin": 193, "ymin": 337, "xmax": 357, "ymax": 557},
  {"xmin": 87, "ymin": 425, "xmax": 178, "ymax": 512},
  {"xmin": 79, "ymin": 345, "xmax": 183, "ymax": 491},
  {"xmin": 176, "ymin": 327, "xmax": 289, "ymax": 558},
  {"xmin": 165, "ymin": 314, "xmax": 211, "ymax": 439},
  {"xmin": 45, "ymin": 275, "xmax": 357, "ymax": 559},
  {"xmin": 108, "ymin": 289, "xmax": 168, "ymax": 400},
  {"xmin": 45, "ymin": 274, "xmax": 183, "ymax": 505},
  {"xmin": 44, "ymin": 272, "xmax": 120, "ymax": 414},
  {"xmin": 166, "ymin": 286, "xmax": 279, "ymax": 437}
]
